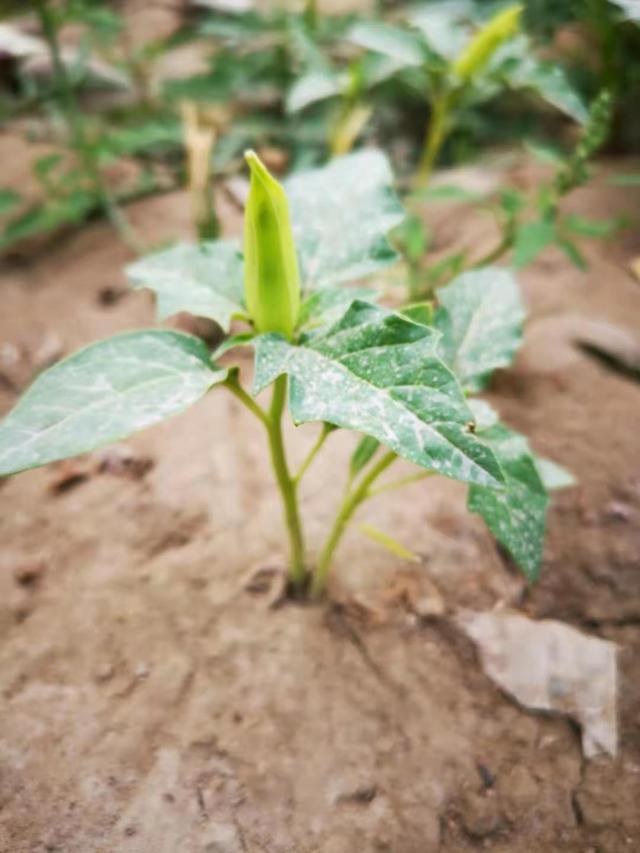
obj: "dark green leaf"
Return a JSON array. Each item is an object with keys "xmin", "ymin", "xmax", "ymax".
[
  {"xmin": 0, "ymin": 331, "xmax": 225, "ymax": 477},
  {"xmin": 434, "ymin": 267, "xmax": 525, "ymax": 392},
  {"xmin": 469, "ymin": 423, "xmax": 549, "ymax": 579},
  {"xmin": 253, "ymin": 301, "xmax": 504, "ymax": 487},
  {"xmin": 350, "ymin": 434, "xmax": 381, "ymax": 477},
  {"xmin": 126, "ymin": 241, "xmax": 245, "ymax": 331}
]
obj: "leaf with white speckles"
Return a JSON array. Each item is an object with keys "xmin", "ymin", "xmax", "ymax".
[
  {"xmin": 284, "ymin": 150, "xmax": 405, "ymax": 290},
  {"xmin": 126, "ymin": 241, "xmax": 245, "ymax": 330},
  {"xmin": 0, "ymin": 331, "xmax": 225, "ymax": 477},
  {"xmin": 298, "ymin": 286, "xmax": 377, "ymax": 336},
  {"xmin": 468, "ymin": 423, "xmax": 548, "ymax": 579},
  {"xmin": 253, "ymin": 300, "xmax": 504, "ymax": 488},
  {"xmin": 434, "ymin": 267, "xmax": 525, "ymax": 393}
]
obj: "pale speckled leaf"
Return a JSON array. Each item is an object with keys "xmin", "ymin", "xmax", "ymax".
[
  {"xmin": 534, "ymin": 457, "xmax": 575, "ymax": 490},
  {"xmin": 469, "ymin": 423, "xmax": 548, "ymax": 579},
  {"xmin": 253, "ymin": 301, "xmax": 503, "ymax": 488},
  {"xmin": 0, "ymin": 330, "xmax": 225, "ymax": 476},
  {"xmin": 435, "ymin": 267, "xmax": 525, "ymax": 393},
  {"xmin": 284, "ymin": 150, "xmax": 405, "ymax": 290},
  {"xmin": 299, "ymin": 286, "xmax": 376, "ymax": 335},
  {"xmin": 126, "ymin": 241, "xmax": 244, "ymax": 331}
]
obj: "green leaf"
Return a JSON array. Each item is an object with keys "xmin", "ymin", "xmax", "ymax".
[
  {"xmin": 285, "ymin": 150, "xmax": 406, "ymax": 289},
  {"xmin": 0, "ymin": 331, "xmax": 225, "ymax": 477},
  {"xmin": 357, "ymin": 522, "xmax": 418, "ymax": 561},
  {"xmin": 507, "ymin": 55, "xmax": 588, "ymax": 123},
  {"xmin": 350, "ymin": 434, "xmax": 381, "ymax": 478},
  {"xmin": 513, "ymin": 219, "xmax": 556, "ymax": 267},
  {"xmin": 0, "ymin": 189, "xmax": 21, "ymax": 216},
  {"xmin": 468, "ymin": 423, "xmax": 548, "ymax": 579},
  {"xmin": 467, "ymin": 398, "xmax": 499, "ymax": 430},
  {"xmin": 409, "ymin": 1, "xmax": 473, "ymax": 60},
  {"xmin": 557, "ymin": 236, "xmax": 587, "ymax": 270},
  {"xmin": 434, "ymin": 267, "xmax": 525, "ymax": 393},
  {"xmin": 253, "ymin": 301, "xmax": 504, "ymax": 488},
  {"xmin": 413, "ymin": 184, "xmax": 484, "ymax": 204},
  {"xmin": 393, "ymin": 213, "xmax": 429, "ymax": 262},
  {"xmin": 299, "ymin": 286, "xmax": 376, "ymax": 333},
  {"xmin": 401, "ymin": 302, "xmax": 434, "ymax": 326},
  {"xmin": 524, "ymin": 139, "xmax": 565, "ymax": 165},
  {"xmin": 347, "ymin": 21, "xmax": 428, "ymax": 67},
  {"xmin": 126, "ymin": 241, "xmax": 245, "ymax": 331},
  {"xmin": 534, "ymin": 456, "xmax": 575, "ymax": 490},
  {"xmin": 286, "ymin": 68, "xmax": 342, "ymax": 113},
  {"xmin": 564, "ymin": 213, "xmax": 621, "ymax": 238},
  {"xmin": 499, "ymin": 187, "xmax": 526, "ymax": 217}
]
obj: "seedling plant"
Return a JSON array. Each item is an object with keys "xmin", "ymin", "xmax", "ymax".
[{"xmin": 0, "ymin": 150, "xmax": 571, "ymax": 598}]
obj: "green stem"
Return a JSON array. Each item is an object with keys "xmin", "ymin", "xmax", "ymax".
[
  {"xmin": 267, "ymin": 376, "xmax": 307, "ymax": 588},
  {"xmin": 312, "ymin": 451, "xmax": 397, "ymax": 598},
  {"xmin": 294, "ymin": 423, "xmax": 331, "ymax": 485},
  {"xmin": 416, "ymin": 93, "xmax": 450, "ymax": 188},
  {"xmin": 35, "ymin": 0, "xmax": 143, "ymax": 254},
  {"xmin": 471, "ymin": 234, "xmax": 513, "ymax": 269},
  {"xmin": 304, "ymin": 0, "xmax": 319, "ymax": 31},
  {"xmin": 224, "ymin": 375, "xmax": 270, "ymax": 428},
  {"xmin": 367, "ymin": 469, "xmax": 433, "ymax": 498}
]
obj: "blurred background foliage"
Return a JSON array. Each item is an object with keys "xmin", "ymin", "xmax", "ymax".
[{"xmin": 0, "ymin": 0, "xmax": 637, "ymax": 257}]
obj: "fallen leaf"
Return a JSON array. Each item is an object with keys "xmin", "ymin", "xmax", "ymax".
[{"xmin": 457, "ymin": 609, "xmax": 617, "ymax": 758}]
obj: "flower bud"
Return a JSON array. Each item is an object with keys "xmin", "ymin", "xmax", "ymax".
[
  {"xmin": 452, "ymin": 4, "xmax": 523, "ymax": 82},
  {"xmin": 243, "ymin": 150, "xmax": 301, "ymax": 339}
]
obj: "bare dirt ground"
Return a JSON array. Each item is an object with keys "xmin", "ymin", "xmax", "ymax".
[{"xmin": 1, "ymin": 132, "xmax": 640, "ymax": 852}]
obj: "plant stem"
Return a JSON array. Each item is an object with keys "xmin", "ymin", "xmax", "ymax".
[
  {"xmin": 294, "ymin": 423, "xmax": 331, "ymax": 485},
  {"xmin": 224, "ymin": 375, "xmax": 270, "ymax": 428},
  {"xmin": 304, "ymin": 0, "xmax": 319, "ymax": 31},
  {"xmin": 416, "ymin": 92, "xmax": 450, "ymax": 188},
  {"xmin": 35, "ymin": 0, "xmax": 143, "ymax": 254},
  {"xmin": 471, "ymin": 234, "xmax": 513, "ymax": 268},
  {"xmin": 367, "ymin": 469, "xmax": 433, "ymax": 498},
  {"xmin": 267, "ymin": 376, "xmax": 307, "ymax": 588},
  {"xmin": 312, "ymin": 450, "xmax": 397, "ymax": 598}
]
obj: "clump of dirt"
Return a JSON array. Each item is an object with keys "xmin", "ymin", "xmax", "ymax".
[{"xmin": 1, "ymin": 156, "xmax": 640, "ymax": 852}]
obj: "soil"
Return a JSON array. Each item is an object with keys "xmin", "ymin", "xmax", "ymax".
[{"xmin": 2, "ymin": 53, "xmax": 640, "ymax": 853}]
